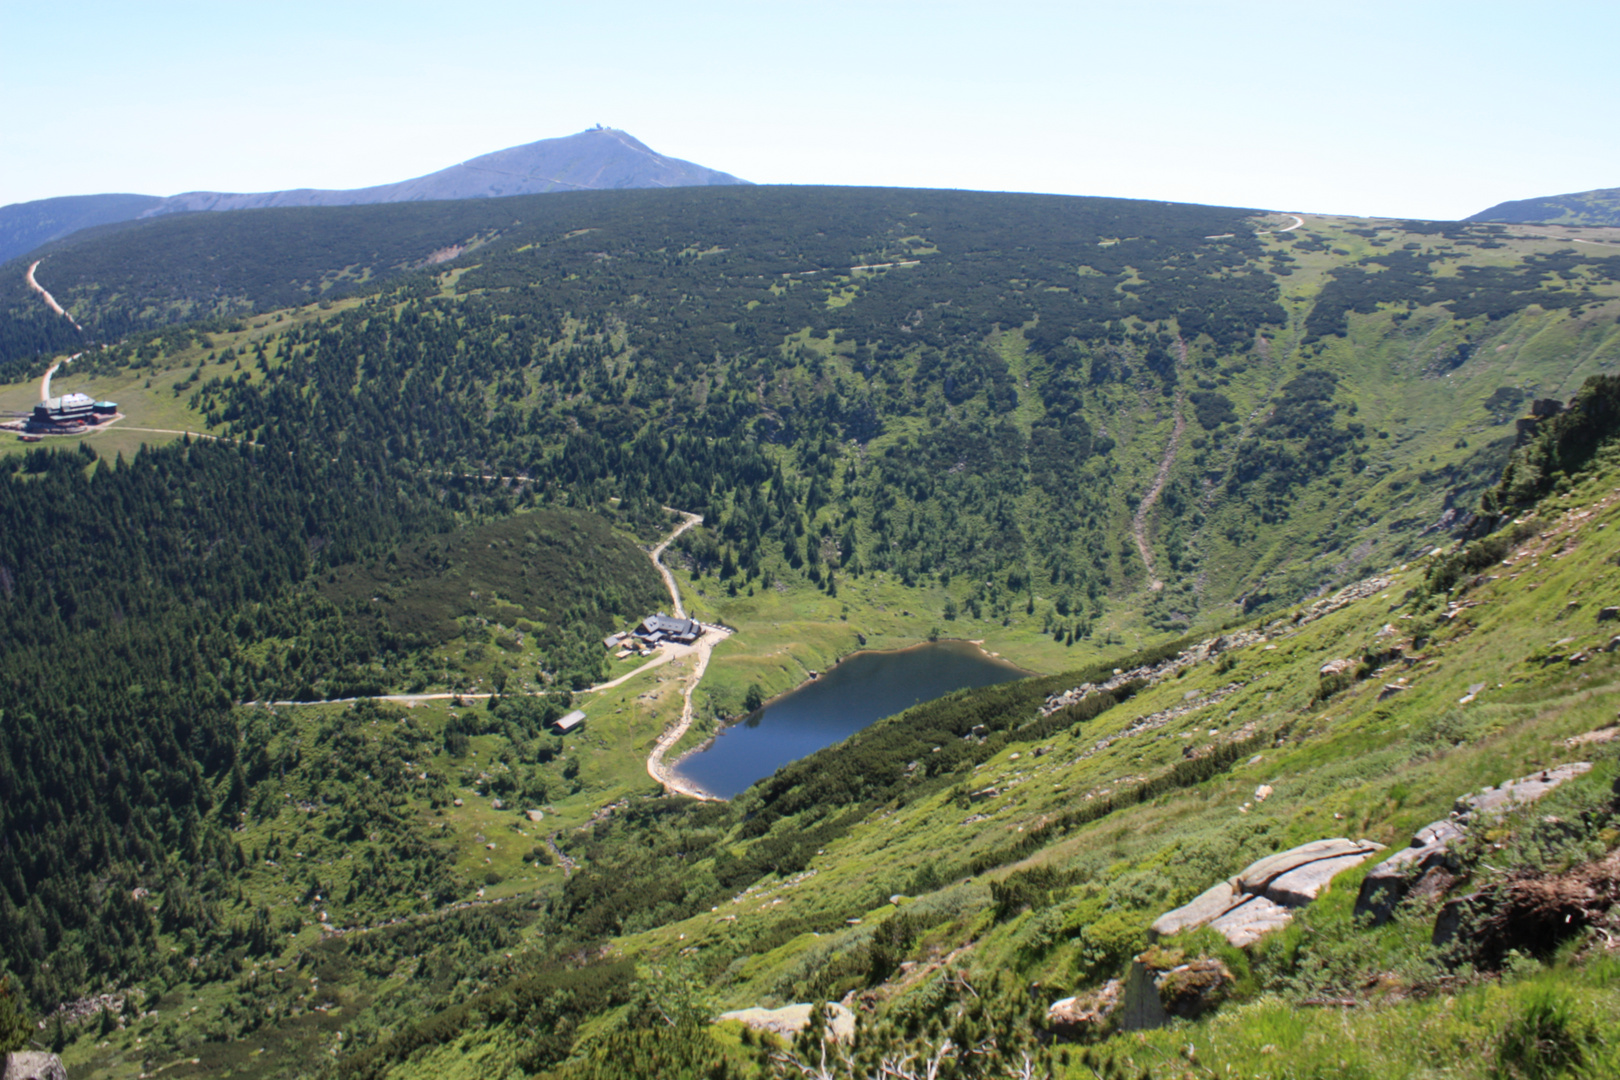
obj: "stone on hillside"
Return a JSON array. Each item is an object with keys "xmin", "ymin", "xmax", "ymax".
[
  {"xmin": 1233, "ymin": 838, "xmax": 1380, "ymax": 894},
  {"xmin": 1046, "ymin": 980, "xmax": 1121, "ymax": 1040},
  {"xmin": 3, "ymin": 1053, "xmax": 66, "ymax": 1080},
  {"xmin": 1208, "ymin": 894, "xmax": 1295, "ymax": 948},
  {"xmin": 1456, "ymin": 763, "xmax": 1592, "ymax": 819},
  {"xmin": 1320, "ymin": 658, "xmax": 1355, "ymax": 676},
  {"xmin": 717, "ymin": 1002, "xmax": 855, "ymax": 1042},
  {"xmin": 1152, "ymin": 838, "xmax": 1383, "ymax": 946},
  {"xmin": 1116, "ymin": 950, "xmax": 1235, "ymax": 1030},
  {"xmin": 1597, "ymin": 606, "xmax": 1620, "ymax": 622},
  {"xmin": 1268, "ymin": 851, "xmax": 1381, "ymax": 907},
  {"xmin": 1156, "ymin": 958, "xmax": 1235, "ymax": 1020},
  {"xmin": 1150, "ymin": 880, "xmax": 1239, "ymax": 939},
  {"xmin": 1356, "ymin": 764, "xmax": 1591, "ymax": 925},
  {"xmin": 1117, "ymin": 958, "xmax": 1171, "ymax": 1031}
]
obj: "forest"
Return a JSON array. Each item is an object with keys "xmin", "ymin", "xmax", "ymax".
[{"xmin": 1, "ymin": 184, "xmax": 1619, "ymax": 1077}]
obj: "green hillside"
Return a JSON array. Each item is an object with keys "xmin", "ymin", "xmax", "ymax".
[
  {"xmin": 1468, "ymin": 186, "xmax": 1620, "ymax": 227},
  {"xmin": 36, "ymin": 373, "xmax": 1620, "ymax": 1080},
  {"xmin": 3, "ymin": 186, "xmax": 1620, "ymax": 1077}
]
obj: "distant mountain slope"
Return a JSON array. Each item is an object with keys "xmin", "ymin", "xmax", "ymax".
[
  {"xmin": 143, "ymin": 127, "xmax": 748, "ymax": 217},
  {"xmin": 0, "ymin": 192, "xmax": 164, "ymax": 266},
  {"xmin": 0, "ymin": 128, "xmax": 745, "ymax": 264},
  {"xmin": 1466, "ymin": 186, "xmax": 1620, "ymax": 226}
]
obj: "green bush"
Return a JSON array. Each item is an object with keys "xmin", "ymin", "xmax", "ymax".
[{"xmin": 1494, "ymin": 983, "xmax": 1600, "ymax": 1080}]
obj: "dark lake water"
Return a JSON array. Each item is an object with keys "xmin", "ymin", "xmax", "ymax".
[{"xmin": 671, "ymin": 639, "xmax": 1029, "ymax": 799}]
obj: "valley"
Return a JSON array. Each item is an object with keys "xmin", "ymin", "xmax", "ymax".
[{"xmin": 1, "ymin": 186, "xmax": 1619, "ymax": 1078}]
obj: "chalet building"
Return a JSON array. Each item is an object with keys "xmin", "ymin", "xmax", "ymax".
[
  {"xmin": 30, "ymin": 393, "xmax": 116, "ymax": 430},
  {"xmin": 550, "ymin": 710, "xmax": 587, "ymax": 736},
  {"xmin": 634, "ymin": 612, "xmax": 701, "ymax": 645}
]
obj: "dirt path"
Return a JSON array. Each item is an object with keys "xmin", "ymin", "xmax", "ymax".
[
  {"xmin": 650, "ymin": 507, "xmax": 703, "ymax": 617},
  {"xmin": 25, "ymin": 260, "xmax": 83, "ymax": 331},
  {"xmin": 1132, "ymin": 379, "xmax": 1187, "ymax": 592},
  {"xmin": 39, "ymin": 353, "xmax": 80, "ymax": 401},
  {"xmin": 645, "ymin": 624, "xmax": 731, "ymax": 801}
]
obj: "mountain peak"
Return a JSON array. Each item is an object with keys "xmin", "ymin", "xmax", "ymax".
[
  {"xmin": 144, "ymin": 128, "xmax": 748, "ymax": 217},
  {"xmin": 0, "ymin": 130, "xmax": 747, "ymax": 262}
]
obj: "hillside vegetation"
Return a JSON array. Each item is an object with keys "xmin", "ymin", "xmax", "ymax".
[
  {"xmin": 1468, "ymin": 186, "xmax": 1620, "ymax": 227},
  {"xmin": 1, "ymin": 186, "xmax": 1620, "ymax": 1077}
]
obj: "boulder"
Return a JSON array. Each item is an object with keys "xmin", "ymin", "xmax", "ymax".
[
  {"xmin": 1116, "ymin": 951, "xmax": 1235, "ymax": 1030},
  {"xmin": 3, "ymin": 1054, "xmax": 66, "ymax": 1080},
  {"xmin": 1268, "ymin": 851, "xmax": 1381, "ymax": 907},
  {"xmin": 1233, "ymin": 838, "xmax": 1379, "ymax": 894},
  {"xmin": 1117, "ymin": 959, "xmax": 1170, "ymax": 1031},
  {"xmin": 1355, "ymin": 764, "xmax": 1591, "ymax": 926},
  {"xmin": 1150, "ymin": 880, "xmax": 1238, "ymax": 939},
  {"xmin": 1046, "ymin": 980, "xmax": 1121, "ymax": 1040},
  {"xmin": 717, "ymin": 1002, "xmax": 855, "ymax": 1042},
  {"xmin": 1354, "ymin": 819, "xmax": 1466, "ymax": 924},
  {"xmin": 1208, "ymin": 895, "xmax": 1295, "ymax": 948},
  {"xmin": 1156, "ymin": 958, "xmax": 1235, "ymax": 1020},
  {"xmin": 1152, "ymin": 838, "xmax": 1384, "ymax": 946},
  {"xmin": 1457, "ymin": 763, "xmax": 1591, "ymax": 819}
]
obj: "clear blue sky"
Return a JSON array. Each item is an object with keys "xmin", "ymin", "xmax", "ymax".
[{"xmin": 3, "ymin": 0, "xmax": 1617, "ymax": 220}]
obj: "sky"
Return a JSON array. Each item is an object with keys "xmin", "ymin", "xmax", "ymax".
[{"xmin": 3, "ymin": 0, "xmax": 1617, "ymax": 221}]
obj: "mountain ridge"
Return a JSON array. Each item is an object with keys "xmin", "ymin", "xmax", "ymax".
[
  {"xmin": 1466, "ymin": 185, "xmax": 1620, "ymax": 227},
  {"xmin": 0, "ymin": 128, "xmax": 746, "ymax": 265}
]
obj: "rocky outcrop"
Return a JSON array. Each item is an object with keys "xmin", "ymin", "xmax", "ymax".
[
  {"xmin": 1113, "ymin": 950, "xmax": 1235, "ymax": 1032},
  {"xmin": 1041, "ymin": 575, "xmax": 1390, "ymax": 717},
  {"xmin": 1155, "ymin": 958, "xmax": 1235, "ymax": 1020},
  {"xmin": 4, "ymin": 1053, "xmax": 66, "ymax": 1080},
  {"xmin": 717, "ymin": 1002, "xmax": 855, "ymax": 1042},
  {"xmin": 1045, "ymin": 980, "xmax": 1120, "ymax": 1040},
  {"xmin": 1354, "ymin": 763, "xmax": 1592, "ymax": 925},
  {"xmin": 1151, "ymin": 838, "xmax": 1385, "ymax": 946}
]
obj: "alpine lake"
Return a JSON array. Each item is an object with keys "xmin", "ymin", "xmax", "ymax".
[{"xmin": 671, "ymin": 638, "xmax": 1030, "ymax": 799}]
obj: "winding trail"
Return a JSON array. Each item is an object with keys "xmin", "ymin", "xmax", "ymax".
[
  {"xmin": 644, "ymin": 628, "xmax": 729, "ymax": 801},
  {"xmin": 650, "ymin": 508, "xmax": 703, "ymax": 618},
  {"xmin": 1132, "ymin": 383, "xmax": 1187, "ymax": 592},
  {"xmin": 25, "ymin": 260, "xmax": 83, "ymax": 331},
  {"xmin": 40, "ymin": 353, "xmax": 80, "ymax": 401},
  {"xmin": 640, "ymin": 507, "xmax": 729, "ymax": 800}
]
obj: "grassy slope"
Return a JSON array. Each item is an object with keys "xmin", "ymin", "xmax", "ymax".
[
  {"xmin": 465, "ymin": 452, "xmax": 1620, "ymax": 1076},
  {"xmin": 57, "ymin": 442, "xmax": 1620, "ymax": 1080},
  {"xmin": 29, "ymin": 208, "xmax": 1620, "ymax": 1078}
]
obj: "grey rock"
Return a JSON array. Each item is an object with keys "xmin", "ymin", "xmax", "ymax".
[
  {"xmin": 4, "ymin": 1053, "xmax": 66, "ymax": 1080},
  {"xmin": 717, "ymin": 1002, "xmax": 855, "ymax": 1042},
  {"xmin": 1152, "ymin": 838, "xmax": 1383, "ymax": 946},
  {"xmin": 1456, "ymin": 763, "xmax": 1591, "ymax": 820},
  {"xmin": 1432, "ymin": 894, "xmax": 1484, "ymax": 949},
  {"xmin": 1268, "ymin": 852, "xmax": 1381, "ymax": 907},
  {"xmin": 1046, "ymin": 980, "xmax": 1121, "ymax": 1040},
  {"xmin": 1597, "ymin": 607, "xmax": 1620, "ymax": 622},
  {"xmin": 1357, "ymin": 764, "xmax": 1590, "ymax": 925},
  {"xmin": 1234, "ymin": 838, "xmax": 1380, "ymax": 894},
  {"xmin": 1117, "ymin": 960, "xmax": 1170, "ymax": 1031},
  {"xmin": 1150, "ymin": 880, "xmax": 1238, "ymax": 939},
  {"xmin": 1208, "ymin": 894, "xmax": 1296, "ymax": 948}
]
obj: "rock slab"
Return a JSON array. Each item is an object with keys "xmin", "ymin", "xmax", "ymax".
[
  {"xmin": 717, "ymin": 1002, "xmax": 855, "ymax": 1042},
  {"xmin": 4, "ymin": 1054, "xmax": 66, "ymax": 1080},
  {"xmin": 1354, "ymin": 763, "xmax": 1592, "ymax": 925},
  {"xmin": 1150, "ymin": 837, "xmax": 1384, "ymax": 945}
]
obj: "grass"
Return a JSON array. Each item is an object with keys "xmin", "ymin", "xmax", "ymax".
[{"xmin": 39, "ymin": 216, "xmax": 1620, "ymax": 1079}]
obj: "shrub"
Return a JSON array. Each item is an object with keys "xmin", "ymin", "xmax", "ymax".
[{"xmin": 1494, "ymin": 983, "xmax": 1599, "ymax": 1080}]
